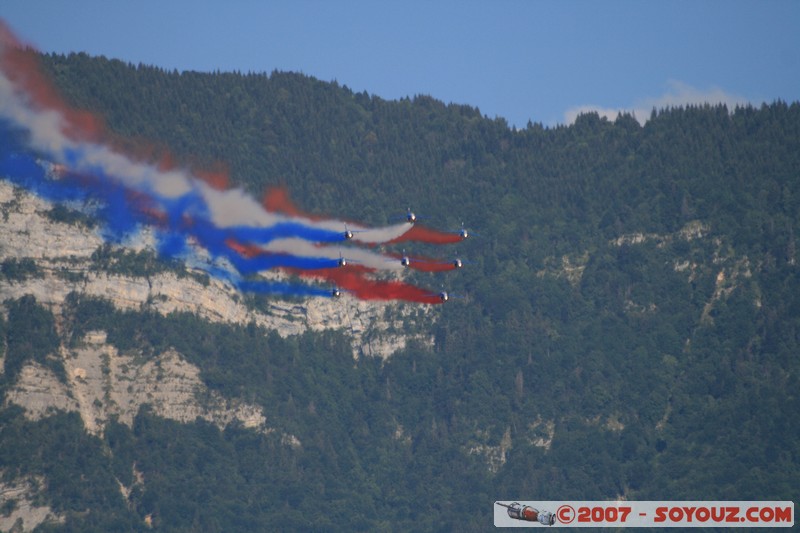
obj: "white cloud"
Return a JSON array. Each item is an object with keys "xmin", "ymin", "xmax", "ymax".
[{"xmin": 564, "ymin": 80, "xmax": 752, "ymax": 125}]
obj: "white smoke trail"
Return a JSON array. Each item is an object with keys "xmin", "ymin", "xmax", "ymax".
[
  {"xmin": 0, "ymin": 55, "xmax": 414, "ymax": 244},
  {"xmin": 261, "ymin": 238, "xmax": 406, "ymax": 271}
]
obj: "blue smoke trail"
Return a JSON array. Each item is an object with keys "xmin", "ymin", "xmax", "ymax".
[
  {"xmin": 156, "ymin": 216, "xmax": 341, "ymax": 273},
  {"xmin": 162, "ymin": 236, "xmax": 333, "ymax": 298},
  {"xmin": 223, "ymin": 222, "xmax": 346, "ymax": 244},
  {"xmin": 0, "ymin": 120, "xmax": 338, "ymax": 294}
]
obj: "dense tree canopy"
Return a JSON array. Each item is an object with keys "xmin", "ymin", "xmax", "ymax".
[{"xmin": 0, "ymin": 52, "xmax": 797, "ymax": 531}]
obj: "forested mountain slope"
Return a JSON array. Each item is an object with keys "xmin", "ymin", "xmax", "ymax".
[{"xmin": 0, "ymin": 52, "xmax": 798, "ymax": 531}]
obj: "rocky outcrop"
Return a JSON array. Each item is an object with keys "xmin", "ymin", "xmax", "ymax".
[
  {"xmin": 0, "ymin": 180, "xmax": 433, "ymax": 358},
  {"xmin": 467, "ymin": 427, "xmax": 513, "ymax": 473},
  {"xmin": 610, "ymin": 220, "xmax": 710, "ymax": 248},
  {"xmin": 4, "ymin": 331, "xmax": 273, "ymax": 437},
  {"xmin": 4, "ymin": 363, "xmax": 78, "ymax": 419},
  {"xmin": 0, "ymin": 182, "xmax": 104, "ymax": 260},
  {"xmin": 0, "ymin": 179, "xmax": 428, "ymax": 429},
  {"xmin": 0, "ymin": 475, "xmax": 63, "ymax": 532},
  {"xmin": 0, "ymin": 180, "xmax": 434, "ymax": 530}
]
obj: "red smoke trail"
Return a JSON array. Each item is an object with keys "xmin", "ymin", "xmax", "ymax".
[
  {"xmin": 235, "ymin": 244, "xmax": 448, "ymax": 302},
  {"xmin": 387, "ymin": 224, "xmax": 464, "ymax": 245},
  {"xmin": 226, "ymin": 239, "xmax": 259, "ymax": 259},
  {"xmin": 1, "ymin": 20, "xmax": 451, "ymax": 304},
  {"xmin": 194, "ymin": 164, "xmax": 230, "ymax": 191},
  {"xmin": 0, "ymin": 20, "xmax": 103, "ymax": 141},
  {"xmin": 407, "ymin": 260, "xmax": 458, "ymax": 272},
  {"xmin": 386, "ymin": 251, "xmax": 459, "ymax": 272},
  {"xmin": 263, "ymin": 186, "xmax": 326, "ymax": 220},
  {"xmin": 295, "ymin": 266, "xmax": 443, "ymax": 304},
  {"xmin": 1, "ymin": 20, "xmax": 232, "ymax": 193},
  {"xmin": 261, "ymin": 186, "xmax": 366, "ymax": 227}
]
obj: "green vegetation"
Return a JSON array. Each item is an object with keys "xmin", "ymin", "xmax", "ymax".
[
  {"xmin": 45, "ymin": 203, "xmax": 98, "ymax": 228},
  {"xmin": 2, "ymin": 295, "xmax": 63, "ymax": 383},
  {"xmin": 89, "ymin": 243, "xmax": 197, "ymax": 282},
  {"xmin": 0, "ymin": 52, "xmax": 797, "ymax": 531},
  {"xmin": 0, "ymin": 257, "xmax": 42, "ymax": 281}
]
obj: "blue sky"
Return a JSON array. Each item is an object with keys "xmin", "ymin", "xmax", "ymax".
[{"xmin": 2, "ymin": 1, "xmax": 799, "ymax": 127}]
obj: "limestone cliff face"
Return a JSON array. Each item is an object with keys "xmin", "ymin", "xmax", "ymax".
[
  {"xmin": 0, "ymin": 181, "xmax": 432, "ymax": 427},
  {"xmin": 1, "ymin": 181, "xmax": 433, "ymax": 428},
  {"xmin": 6, "ymin": 331, "xmax": 270, "ymax": 436},
  {"xmin": 0, "ymin": 475, "xmax": 63, "ymax": 532},
  {"xmin": 0, "ymin": 181, "xmax": 432, "ymax": 530},
  {"xmin": 0, "ymin": 181, "xmax": 431, "ymax": 357}
]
